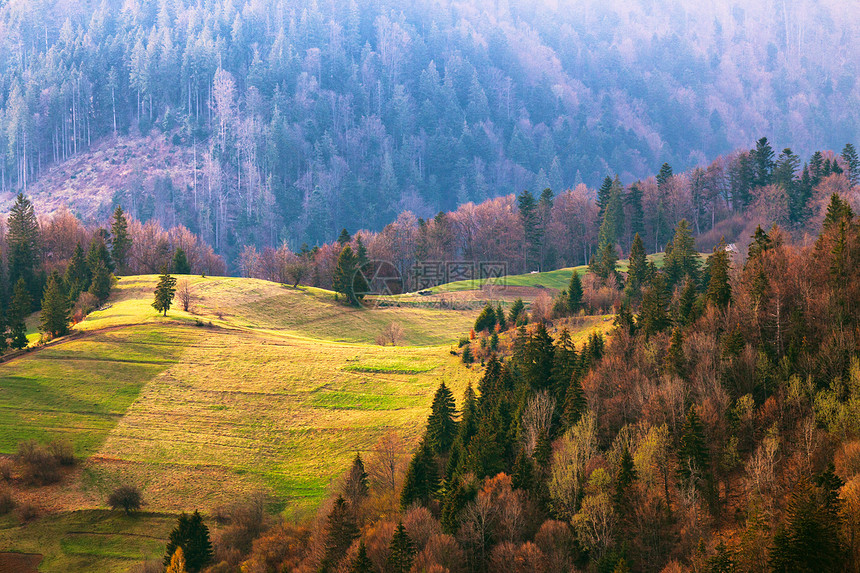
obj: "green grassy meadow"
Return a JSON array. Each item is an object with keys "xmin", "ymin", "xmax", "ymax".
[
  {"xmin": 0, "ymin": 271, "xmax": 611, "ymax": 571},
  {"xmin": 426, "ymin": 252, "xmax": 673, "ymax": 295}
]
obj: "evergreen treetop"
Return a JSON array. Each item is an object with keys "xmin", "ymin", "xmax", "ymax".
[
  {"xmin": 152, "ymin": 269, "xmax": 178, "ymax": 316},
  {"xmin": 163, "ymin": 510, "xmax": 213, "ymax": 573}
]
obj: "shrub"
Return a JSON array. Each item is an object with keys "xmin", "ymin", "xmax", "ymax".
[
  {"xmin": 18, "ymin": 440, "xmax": 59, "ymax": 485},
  {"xmin": 48, "ymin": 439, "xmax": 75, "ymax": 466},
  {"xmin": 108, "ymin": 485, "xmax": 143, "ymax": 514},
  {"xmin": 15, "ymin": 502, "xmax": 37, "ymax": 522},
  {"xmin": 0, "ymin": 487, "xmax": 15, "ymax": 514},
  {"xmin": 0, "ymin": 458, "xmax": 13, "ymax": 481},
  {"xmin": 214, "ymin": 493, "xmax": 268, "ymax": 559}
]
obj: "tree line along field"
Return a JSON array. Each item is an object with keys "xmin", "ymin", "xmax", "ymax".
[{"xmin": 0, "ymin": 272, "xmax": 611, "ymax": 571}]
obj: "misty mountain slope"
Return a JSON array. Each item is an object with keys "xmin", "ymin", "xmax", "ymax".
[{"xmin": 0, "ymin": 0, "xmax": 857, "ymax": 252}]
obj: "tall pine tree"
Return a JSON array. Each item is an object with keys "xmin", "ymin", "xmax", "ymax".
[
  {"xmin": 6, "ymin": 193, "xmax": 41, "ymax": 308},
  {"xmin": 40, "ymin": 273, "xmax": 71, "ymax": 338},
  {"xmin": 426, "ymin": 382, "xmax": 458, "ymax": 455},
  {"xmin": 110, "ymin": 207, "xmax": 132, "ymax": 274}
]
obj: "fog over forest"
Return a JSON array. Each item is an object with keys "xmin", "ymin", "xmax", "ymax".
[{"xmin": 0, "ymin": 0, "xmax": 857, "ymax": 250}]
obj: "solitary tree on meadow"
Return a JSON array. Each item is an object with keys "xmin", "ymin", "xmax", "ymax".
[{"xmin": 153, "ymin": 269, "xmax": 178, "ymax": 316}]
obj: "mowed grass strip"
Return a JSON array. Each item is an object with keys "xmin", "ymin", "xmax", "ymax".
[
  {"xmin": 0, "ymin": 326, "xmax": 195, "ymax": 456},
  {"xmin": 0, "ymin": 511, "xmax": 174, "ymax": 573},
  {"xmin": 89, "ymin": 275, "xmax": 477, "ymax": 346},
  {"xmin": 94, "ymin": 328, "xmax": 479, "ymax": 513}
]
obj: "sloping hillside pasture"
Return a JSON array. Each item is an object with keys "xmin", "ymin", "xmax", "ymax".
[{"xmin": 0, "ymin": 273, "xmax": 611, "ymax": 571}]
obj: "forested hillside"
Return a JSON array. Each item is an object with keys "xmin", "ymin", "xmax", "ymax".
[{"xmin": 1, "ymin": 0, "xmax": 858, "ymax": 256}]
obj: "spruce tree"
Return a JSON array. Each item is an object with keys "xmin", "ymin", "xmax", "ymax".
[
  {"xmin": 350, "ymin": 541, "xmax": 373, "ymax": 573},
  {"xmin": 663, "ymin": 220, "xmax": 699, "ymax": 287},
  {"xmin": 344, "ymin": 453, "xmax": 369, "ymax": 507},
  {"xmin": 518, "ymin": 190, "xmax": 540, "ymax": 271},
  {"xmin": 751, "ymin": 137, "xmax": 775, "ymax": 188},
  {"xmin": 523, "ymin": 323, "xmax": 555, "ymax": 391},
  {"xmin": 512, "ymin": 448, "xmax": 535, "ymax": 491},
  {"xmin": 495, "ymin": 303, "xmax": 507, "ymax": 331},
  {"xmin": 400, "ymin": 441, "xmax": 440, "ymax": 508},
  {"xmin": 625, "ymin": 182, "xmax": 645, "ymax": 241},
  {"xmin": 563, "ymin": 374, "xmax": 587, "ymax": 428},
  {"xmin": 457, "ymin": 384, "xmax": 479, "ymax": 447},
  {"xmin": 614, "ymin": 447, "xmax": 637, "ymax": 508},
  {"xmin": 706, "ymin": 239, "xmax": 732, "ymax": 309},
  {"xmin": 822, "ymin": 193, "xmax": 854, "ymax": 231},
  {"xmin": 337, "ymin": 228, "xmax": 352, "ymax": 245},
  {"xmin": 637, "ymin": 272, "xmax": 670, "ymax": 337},
  {"xmin": 468, "ymin": 418, "xmax": 504, "ymax": 479},
  {"xmin": 40, "ymin": 273, "xmax": 71, "ymax": 338},
  {"xmin": 441, "ymin": 477, "xmax": 475, "ymax": 534},
  {"xmin": 333, "ymin": 245, "xmax": 367, "ymax": 306},
  {"xmin": 87, "ymin": 232, "xmax": 114, "ymax": 274},
  {"xmin": 6, "ymin": 193, "xmax": 41, "ymax": 308},
  {"xmin": 152, "ymin": 269, "xmax": 177, "ymax": 316},
  {"xmin": 657, "ymin": 163, "xmax": 674, "ymax": 190},
  {"xmin": 474, "ymin": 302, "xmax": 497, "ymax": 333},
  {"xmin": 809, "ymin": 151, "xmax": 825, "ymax": 184},
  {"xmin": 10, "ymin": 277, "xmax": 31, "ymax": 349},
  {"xmin": 321, "ymin": 496, "xmax": 359, "ymax": 572},
  {"xmin": 678, "ymin": 406, "xmax": 710, "ymax": 488},
  {"xmin": 677, "ymin": 278, "xmax": 699, "ymax": 326},
  {"xmin": 172, "ymin": 247, "xmax": 191, "ymax": 274},
  {"xmin": 567, "ymin": 271, "xmax": 583, "ymax": 313},
  {"xmin": 386, "ymin": 522, "xmax": 416, "ymax": 573},
  {"xmin": 89, "ymin": 260, "xmax": 113, "ymax": 302},
  {"xmin": 596, "ymin": 175, "xmax": 614, "ymax": 221},
  {"xmin": 426, "ymin": 382, "xmax": 458, "ymax": 455},
  {"xmin": 355, "ymin": 235, "xmax": 369, "ymax": 269},
  {"xmin": 747, "ymin": 225, "xmax": 773, "ymax": 263},
  {"xmin": 770, "ymin": 478, "xmax": 845, "ymax": 573},
  {"xmin": 508, "ymin": 298, "xmax": 526, "ymax": 326},
  {"xmin": 164, "ymin": 511, "xmax": 213, "ymax": 573},
  {"xmin": 625, "ymin": 233, "xmax": 648, "ymax": 300},
  {"xmin": 550, "ymin": 328, "xmax": 578, "ymax": 407},
  {"xmin": 64, "ymin": 243, "xmax": 91, "ymax": 300},
  {"xmin": 110, "ymin": 207, "xmax": 132, "ymax": 274},
  {"xmin": 842, "ymin": 143, "xmax": 859, "ymax": 187}
]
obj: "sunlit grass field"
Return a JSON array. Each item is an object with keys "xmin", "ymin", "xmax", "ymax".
[{"xmin": 0, "ymin": 271, "xmax": 611, "ymax": 571}]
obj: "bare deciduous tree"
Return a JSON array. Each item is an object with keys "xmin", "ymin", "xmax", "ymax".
[
  {"xmin": 366, "ymin": 431, "xmax": 407, "ymax": 515},
  {"xmin": 177, "ymin": 279, "xmax": 195, "ymax": 312},
  {"xmin": 521, "ymin": 390, "xmax": 555, "ymax": 455},
  {"xmin": 377, "ymin": 322, "xmax": 405, "ymax": 346}
]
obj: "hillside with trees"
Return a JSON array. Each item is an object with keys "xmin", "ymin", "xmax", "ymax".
[
  {"xmin": 218, "ymin": 198, "xmax": 860, "ymax": 573},
  {"xmin": 1, "ymin": 0, "xmax": 858, "ymax": 260}
]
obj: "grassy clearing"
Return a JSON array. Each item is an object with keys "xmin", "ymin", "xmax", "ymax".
[
  {"xmin": 0, "ymin": 326, "xmax": 191, "ymax": 457},
  {"xmin": 428, "ymin": 253, "xmax": 677, "ymax": 295},
  {"xmin": 0, "ymin": 510, "xmax": 174, "ymax": 573},
  {"xmin": 0, "ymin": 276, "xmax": 481, "ymax": 516},
  {"xmin": 88, "ymin": 275, "xmax": 477, "ymax": 346}
]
